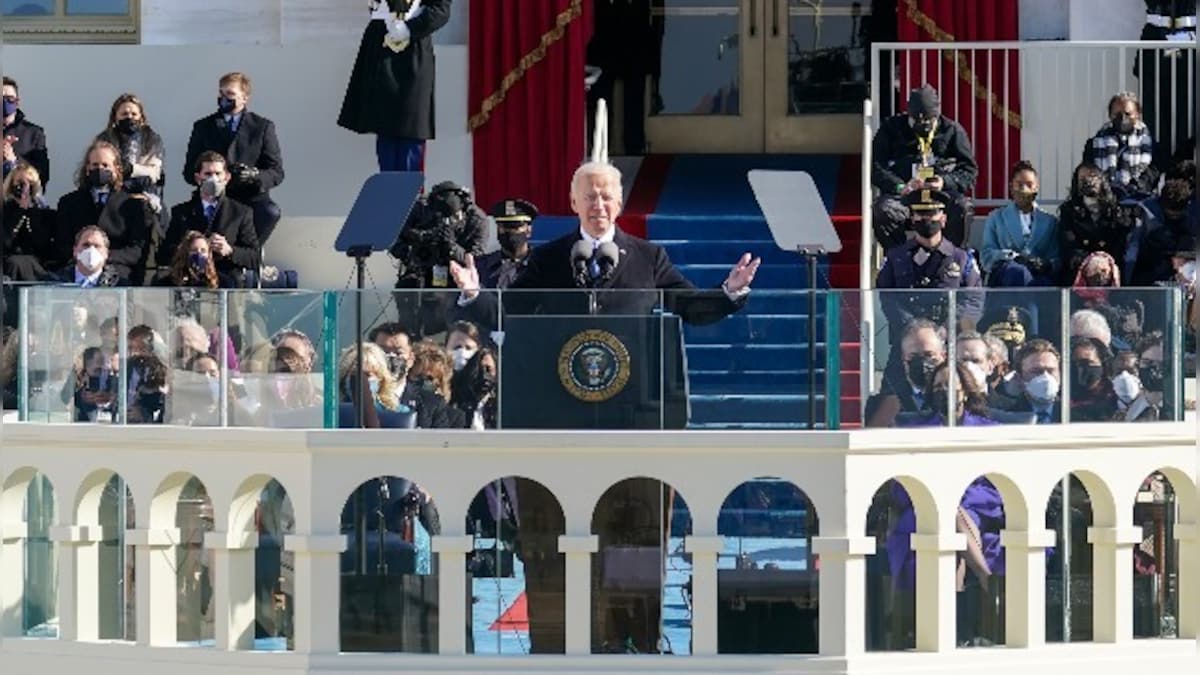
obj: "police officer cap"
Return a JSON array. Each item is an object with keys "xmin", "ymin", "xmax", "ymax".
[
  {"xmin": 908, "ymin": 84, "xmax": 942, "ymax": 118},
  {"xmin": 901, "ymin": 188, "xmax": 952, "ymax": 212},
  {"xmin": 488, "ymin": 198, "xmax": 539, "ymax": 226}
]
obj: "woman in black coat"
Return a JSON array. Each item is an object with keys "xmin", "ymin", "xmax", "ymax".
[
  {"xmin": 337, "ymin": 0, "xmax": 453, "ymax": 172},
  {"xmin": 95, "ymin": 93, "xmax": 166, "ymax": 213},
  {"xmin": 2, "ymin": 162, "xmax": 58, "ymax": 281},
  {"xmin": 1058, "ymin": 162, "xmax": 1134, "ymax": 284}
]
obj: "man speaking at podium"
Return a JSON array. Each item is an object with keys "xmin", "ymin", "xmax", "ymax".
[{"xmin": 449, "ymin": 161, "xmax": 761, "ymax": 319}]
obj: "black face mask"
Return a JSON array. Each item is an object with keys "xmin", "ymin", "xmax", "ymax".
[
  {"xmin": 911, "ymin": 117, "xmax": 935, "ymax": 136},
  {"xmin": 1071, "ymin": 361, "xmax": 1104, "ymax": 392},
  {"xmin": 1139, "ymin": 363, "xmax": 1165, "ymax": 391},
  {"xmin": 1079, "ymin": 179, "xmax": 1103, "ymax": 199},
  {"xmin": 479, "ymin": 375, "xmax": 497, "ymax": 397},
  {"xmin": 1084, "ymin": 273, "xmax": 1112, "ymax": 287},
  {"xmin": 906, "ymin": 356, "xmax": 937, "ymax": 390},
  {"xmin": 116, "ymin": 117, "xmax": 140, "ymax": 135},
  {"xmin": 912, "ymin": 217, "xmax": 943, "ymax": 239},
  {"xmin": 217, "ymin": 96, "xmax": 236, "ymax": 114},
  {"xmin": 418, "ymin": 377, "xmax": 439, "ymax": 394},
  {"xmin": 87, "ymin": 167, "xmax": 114, "ymax": 189},
  {"xmin": 1112, "ymin": 113, "xmax": 1136, "ymax": 135},
  {"xmin": 498, "ymin": 230, "xmax": 531, "ymax": 255}
]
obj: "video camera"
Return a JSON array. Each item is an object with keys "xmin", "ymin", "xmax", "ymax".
[{"xmin": 392, "ymin": 181, "xmax": 474, "ymax": 285}]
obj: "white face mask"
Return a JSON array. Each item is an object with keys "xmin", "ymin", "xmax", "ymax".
[
  {"xmin": 451, "ymin": 346, "xmax": 477, "ymax": 371},
  {"xmin": 1024, "ymin": 372, "xmax": 1060, "ymax": 404},
  {"xmin": 1180, "ymin": 261, "xmax": 1197, "ymax": 286},
  {"xmin": 76, "ymin": 245, "xmax": 105, "ymax": 271},
  {"xmin": 1111, "ymin": 371, "xmax": 1141, "ymax": 404},
  {"xmin": 962, "ymin": 361, "xmax": 989, "ymax": 391}
]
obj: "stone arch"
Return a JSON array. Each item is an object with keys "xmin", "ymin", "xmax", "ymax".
[
  {"xmin": 228, "ymin": 474, "xmax": 290, "ymax": 534},
  {"xmin": 0, "ymin": 466, "xmax": 53, "ymax": 526},
  {"xmin": 1037, "ymin": 469, "xmax": 1116, "ymax": 529}
]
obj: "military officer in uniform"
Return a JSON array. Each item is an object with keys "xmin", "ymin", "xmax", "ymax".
[
  {"xmin": 479, "ymin": 198, "xmax": 538, "ymax": 290},
  {"xmin": 873, "ymin": 189, "xmax": 983, "ymax": 419},
  {"xmin": 1137, "ymin": 0, "xmax": 1197, "ymax": 166}
]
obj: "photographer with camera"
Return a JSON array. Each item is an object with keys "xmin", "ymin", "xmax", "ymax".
[
  {"xmin": 183, "ymin": 72, "xmax": 284, "ymax": 245},
  {"xmin": 872, "ymin": 84, "xmax": 978, "ymax": 248},
  {"xmin": 389, "ymin": 180, "xmax": 485, "ymax": 337}
]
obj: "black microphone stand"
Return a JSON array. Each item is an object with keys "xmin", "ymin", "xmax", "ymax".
[{"xmin": 347, "ymin": 244, "xmax": 372, "ymax": 429}]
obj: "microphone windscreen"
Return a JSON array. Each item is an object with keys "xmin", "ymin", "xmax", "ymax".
[
  {"xmin": 571, "ymin": 240, "xmax": 593, "ymax": 262},
  {"xmin": 597, "ymin": 241, "xmax": 620, "ymax": 265}
]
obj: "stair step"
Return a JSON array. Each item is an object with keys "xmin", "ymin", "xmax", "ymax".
[
  {"xmin": 685, "ymin": 343, "xmax": 858, "ymax": 371},
  {"xmin": 659, "ymin": 239, "xmax": 859, "ymax": 266},
  {"xmin": 677, "ymin": 263, "xmax": 828, "ymax": 289},
  {"xmin": 688, "ymin": 394, "xmax": 861, "ymax": 424},
  {"xmin": 689, "ymin": 370, "xmax": 862, "ymax": 395}
]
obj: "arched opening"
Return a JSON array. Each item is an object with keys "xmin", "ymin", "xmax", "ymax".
[
  {"xmin": 590, "ymin": 477, "xmax": 692, "ymax": 655},
  {"xmin": 465, "ymin": 476, "xmax": 565, "ymax": 654},
  {"xmin": 1045, "ymin": 473, "xmax": 1096, "ymax": 643},
  {"xmin": 175, "ymin": 476, "xmax": 214, "ymax": 644},
  {"xmin": 17, "ymin": 472, "xmax": 57, "ymax": 637},
  {"xmin": 1131, "ymin": 469, "xmax": 1192, "ymax": 639},
  {"xmin": 864, "ymin": 477, "xmax": 936, "ymax": 652},
  {"xmin": 246, "ymin": 478, "xmax": 294, "ymax": 650},
  {"xmin": 79, "ymin": 472, "xmax": 136, "ymax": 641},
  {"xmin": 954, "ymin": 475, "xmax": 1009, "ymax": 648},
  {"xmin": 339, "ymin": 475, "xmax": 440, "ymax": 653},
  {"xmin": 716, "ymin": 478, "xmax": 818, "ymax": 653}
]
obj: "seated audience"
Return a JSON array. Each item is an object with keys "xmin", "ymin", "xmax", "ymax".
[
  {"xmin": 69, "ymin": 345, "xmax": 117, "ymax": 423},
  {"xmin": 445, "ymin": 320, "xmax": 483, "ymax": 373},
  {"xmin": 2, "ymin": 162, "xmax": 57, "ymax": 281},
  {"xmin": 1072, "ymin": 251, "xmax": 1121, "ymax": 310},
  {"xmin": 1069, "ymin": 337, "xmax": 1117, "ymax": 422},
  {"xmin": 994, "ymin": 338, "xmax": 1062, "ymax": 424},
  {"xmin": 1134, "ymin": 331, "xmax": 1168, "ymax": 419},
  {"xmin": 336, "ymin": 342, "xmax": 412, "ymax": 428},
  {"xmin": 184, "ymin": 72, "xmax": 284, "ymax": 244},
  {"xmin": 870, "ymin": 84, "xmax": 977, "ymax": 247},
  {"xmin": 409, "ymin": 340, "xmax": 465, "ymax": 428},
  {"xmin": 1130, "ymin": 177, "xmax": 1195, "ymax": 285},
  {"xmin": 45, "ymin": 226, "xmax": 126, "ymax": 287},
  {"xmin": 1070, "ymin": 308, "xmax": 1114, "ymax": 351},
  {"xmin": 125, "ymin": 350, "xmax": 168, "ymax": 424},
  {"xmin": 955, "ymin": 330, "xmax": 993, "ymax": 391},
  {"xmin": 983, "ymin": 333, "xmax": 1018, "ymax": 403},
  {"xmin": 897, "ymin": 360, "xmax": 996, "ymax": 427},
  {"xmin": 369, "ymin": 323, "xmax": 458, "ymax": 429},
  {"xmin": 55, "ymin": 140, "xmax": 148, "ymax": 284},
  {"xmin": 1082, "ymin": 91, "xmax": 1158, "ymax": 201},
  {"xmin": 450, "ymin": 346, "xmax": 497, "ymax": 430},
  {"xmin": 156, "ymin": 230, "xmax": 237, "ymax": 288},
  {"xmin": 95, "ymin": 93, "xmax": 165, "ymax": 216},
  {"xmin": 2, "ymin": 76, "xmax": 50, "ymax": 186},
  {"xmin": 865, "ymin": 318, "xmax": 946, "ymax": 427},
  {"xmin": 162, "ymin": 151, "xmax": 259, "ymax": 285},
  {"xmin": 981, "ymin": 160, "xmax": 1059, "ymax": 286},
  {"xmin": 1058, "ymin": 162, "xmax": 1133, "ymax": 284},
  {"xmin": 1110, "ymin": 351, "xmax": 1157, "ymax": 422}
]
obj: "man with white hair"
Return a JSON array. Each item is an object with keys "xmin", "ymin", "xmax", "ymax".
[
  {"xmin": 450, "ymin": 161, "xmax": 760, "ymax": 323},
  {"xmin": 1070, "ymin": 308, "xmax": 1113, "ymax": 350}
]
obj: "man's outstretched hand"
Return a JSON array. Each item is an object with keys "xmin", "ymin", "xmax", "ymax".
[
  {"xmin": 449, "ymin": 253, "xmax": 480, "ymax": 299},
  {"xmin": 724, "ymin": 253, "xmax": 761, "ymax": 293}
]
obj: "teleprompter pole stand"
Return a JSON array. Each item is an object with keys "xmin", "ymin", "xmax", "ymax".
[
  {"xmin": 799, "ymin": 246, "xmax": 824, "ymax": 431},
  {"xmin": 348, "ymin": 245, "xmax": 371, "ymax": 429}
]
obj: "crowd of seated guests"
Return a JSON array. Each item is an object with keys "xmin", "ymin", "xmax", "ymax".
[{"xmin": 1, "ymin": 72, "xmax": 283, "ymax": 291}]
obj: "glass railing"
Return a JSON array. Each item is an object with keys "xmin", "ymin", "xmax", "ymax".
[{"xmin": 1, "ymin": 285, "xmax": 1191, "ymax": 430}]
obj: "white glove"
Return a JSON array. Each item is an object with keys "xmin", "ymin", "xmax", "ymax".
[
  {"xmin": 384, "ymin": 15, "xmax": 411, "ymax": 43},
  {"xmin": 404, "ymin": 0, "xmax": 424, "ymax": 21},
  {"xmin": 370, "ymin": 1, "xmax": 390, "ymax": 20}
]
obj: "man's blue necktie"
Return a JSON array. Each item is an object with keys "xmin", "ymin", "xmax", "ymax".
[
  {"xmin": 589, "ymin": 241, "xmax": 601, "ymax": 279},
  {"xmin": 204, "ymin": 204, "xmax": 217, "ymax": 224}
]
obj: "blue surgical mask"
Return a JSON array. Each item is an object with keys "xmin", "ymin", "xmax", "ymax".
[
  {"xmin": 368, "ymin": 376, "xmax": 381, "ymax": 396},
  {"xmin": 2, "ymin": 98, "xmax": 17, "ymax": 118},
  {"xmin": 188, "ymin": 252, "xmax": 208, "ymax": 272}
]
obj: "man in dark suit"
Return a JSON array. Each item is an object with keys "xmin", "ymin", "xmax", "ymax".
[
  {"xmin": 161, "ymin": 151, "xmax": 260, "ymax": 284},
  {"xmin": 451, "ymin": 162, "xmax": 760, "ymax": 322},
  {"xmin": 45, "ymin": 226, "xmax": 126, "ymax": 287},
  {"xmin": 55, "ymin": 140, "xmax": 148, "ymax": 284},
  {"xmin": 183, "ymin": 72, "xmax": 285, "ymax": 245},
  {"xmin": 338, "ymin": 0, "xmax": 453, "ymax": 172},
  {"xmin": 2, "ymin": 76, "xmax": 49, "ymax": 186}
]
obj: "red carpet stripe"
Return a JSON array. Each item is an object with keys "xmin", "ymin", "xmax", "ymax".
[{"xmin": 620, "ymin": 154, "xmax": 673, "ymax": 240}]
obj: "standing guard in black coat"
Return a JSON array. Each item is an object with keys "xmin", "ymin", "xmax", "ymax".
[
  {"xmin": 338, "ymin": 0, "xmax": 453, "ymax": 172},
  {"xmin": 184, "ymin": 72, "xmax": 285, "ymax": 245}
]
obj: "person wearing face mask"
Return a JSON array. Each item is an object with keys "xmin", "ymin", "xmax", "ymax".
[
  {"xmin": 1058, "ymin": 162, "xmax": 1134, "ymax": 284},
  {"xmin": 871, "ymin": 84, "xmax": 978, "ymax": 248},
  {"xmin": 2, "ymin": 162, "xmax": 57, "ymax": 282},
  {"xmin": 1082, "ymin": 92, "xmax": 1159, "ymax": 202},
  {"xmin": 408, "ymin": 340, "xmax": 466, "ymax": 428},
  {"xmin": 95, "ymin": 94, "xmax": 165, "ymax": 216},
  {"xmin": 480, "ymin": 198, "xmax": 538, "ymax": 289},
  {"xmin": 996, "ymin": 338, "xmax": 1062, "ymax": 424},
  {"xmin": 444, "ymin": 320, "xmax": 482, "ymax": 371},
  {"xmin": 1068, "ymin": 337, "xmax": 1117, "ymax": 422},
  {"xmin": 160, "ymin": 152, "xmax": 258, "ymax": 285},
  {"xmin": 54, "ymin": 140, "xmax": 148, "ymax": 284},
  {"xmin": 865, "ymin": 318, "xmax": 946, "ymax": 427},
  {"xmin": 46, "ymin": 226, "xmax": 125, "ymax": 287},
  {"xmin": 2, "ymin": 76, "xmax": 49, "ymax": 187},
  {"xmin": 449, "ymin": 346, "xmax": 498, "ymax": 430},
  {"xmin": 156, "ymin": 230, "xmax": 237, "ymax": 289},
  {"xmin": 1133, "ymin": 331, "xmax": 1170, "ymax": 419},
  {"xmin": 1130, "ymin": 178, "xmax": 1196, "ymax": 285},
  {"xmin": 981, "ymin": 160, "xmax": 1060, "ymax": 287},
  {"xmin": 184, "ymin": 72, "xmax": 285, "ymax": 245},
  {"xmin": 337, "ymin": 343, "xmax": 414, "ymax": 428},
  {"xmin": 1109, "ymin": 351, "xmax": 1158, "ymax": 422},
  {"xmin": 876, "ymin": 189, "xmax": 983, "ymax": 359}
]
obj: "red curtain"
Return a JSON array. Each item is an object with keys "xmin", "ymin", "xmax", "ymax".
[
  {"xmin": 896, "ymin": 0, "xmax": 1021, "ymax": 200},
  {"xmin": 469, "ymin": 0, "xmax": 592, "ymax": 216}
]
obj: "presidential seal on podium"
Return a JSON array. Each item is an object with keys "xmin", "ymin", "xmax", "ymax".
[{"xmin": 557, "ymin": 329, "xmax": 631, "ymax": 402}]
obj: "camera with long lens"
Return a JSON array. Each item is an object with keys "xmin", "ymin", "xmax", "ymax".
[{"xmin": 392, "ymin": 181, "xmax": 472, "ymax": 285}]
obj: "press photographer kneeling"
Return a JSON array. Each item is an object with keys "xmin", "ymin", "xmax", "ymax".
[{"xmin": 389, "ymin": 181, "xmax": 485, "ymax": 338}]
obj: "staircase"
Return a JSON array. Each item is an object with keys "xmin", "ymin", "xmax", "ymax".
[{"xmin": 639, "ymin": 155, "xmax": 865, "ymax": 429}]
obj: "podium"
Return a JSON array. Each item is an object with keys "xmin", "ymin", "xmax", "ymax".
[{"xmin": 499, "ymin": 313, "xmax": 689, "ymax": 429}]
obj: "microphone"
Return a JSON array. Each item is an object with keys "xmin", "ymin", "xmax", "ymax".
[
  {"xmin": 571, "ymin": 240, "xmax": 593, "ymax": 288},
  {"xmin": 596, "ymin": 241, "xmax": 620, "ymax": 282}
]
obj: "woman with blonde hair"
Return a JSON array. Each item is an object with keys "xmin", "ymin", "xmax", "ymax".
[
  {"xmin": 2, "ymin": 161, "xmax": 56, "ymax": 280},
  {"xmin": 96, "ymin": 92, "xmax": 166, "ymax": 212},
  {"xmin": 337, "ymin": 342, "xmax": 404, "ymax": 412}
]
